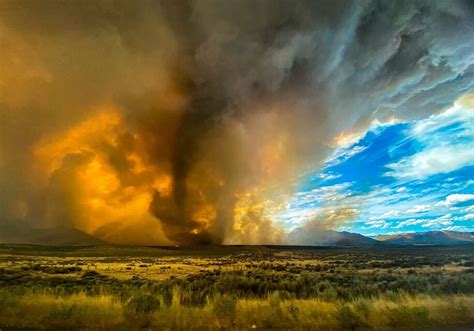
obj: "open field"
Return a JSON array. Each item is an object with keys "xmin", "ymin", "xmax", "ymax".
[{"xmin": 0, "ymin": 245, "xmax": 473, "ymax": 330}]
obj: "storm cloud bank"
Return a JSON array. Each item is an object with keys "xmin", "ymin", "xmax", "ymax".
[{"xmin": 1, "ymin": 0, "xmax": 474, "ymax": 245}]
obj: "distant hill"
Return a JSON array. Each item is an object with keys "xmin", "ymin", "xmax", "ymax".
[
  {"xmin": 319, "ymin": 231, "xmax": 388, "ymax": 246},
  {"xmin": 0, "ymin": 220, "xmax": 106, "ymax": 246},
  {"xmin": 376, "ymin": 231, "xmax": 474, "ymax": 245},
  {"xmin": 288, "ymin": 229, "xmax": 391, "ymax": 247}
]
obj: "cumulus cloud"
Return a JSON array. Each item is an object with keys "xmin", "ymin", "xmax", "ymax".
[
  {"xmin": 421, "ymin": 214, "xmax": 453, "ymax": 228},
  {"xmin": 395, "ymin": 214, "xmax": 454, "ymax": 229},
  {"xmin": 458, "ymin": 213, "xmax": 474, "ymax": 221},
  {"xmin": 387, "ymin": 144, "xmax": 474, "ymax": 179},
  {"xmin": 395, "ymin": 218, "xmax": 424, "ymax": 228},
  {"xmin": 436, "ymin": 194, "xmax": 474, "ymax": 207}
]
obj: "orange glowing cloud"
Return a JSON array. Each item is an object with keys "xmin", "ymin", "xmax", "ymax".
[{"xmin": 32, "ymin": 106, "xmax": 172, "ymax": 244}]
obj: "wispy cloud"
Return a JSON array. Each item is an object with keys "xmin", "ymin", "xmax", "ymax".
[
  {"xmin": 387, "ymin": 106, "xmax": 474, "ymax": 179},
  {"xmin": 436, "ymin": 194, "xmax": 474, "ymax": 207}
]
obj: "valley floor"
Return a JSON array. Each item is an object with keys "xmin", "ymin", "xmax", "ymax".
[{"xmin": 0, "ymin": 245, "xmax": 473, "ymax": 330}]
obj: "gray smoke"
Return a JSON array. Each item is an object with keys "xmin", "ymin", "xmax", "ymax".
[{"xmin": 1, "ymin": 0, "xmax": 474, "ymax": 244}]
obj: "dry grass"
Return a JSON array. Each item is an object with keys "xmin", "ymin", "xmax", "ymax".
[
  {"xmin": 1, "ymin": 291, "xmax": 473, "ymax": 330},
  {"xmin": 0, "ymin": 292, "xmax": 123, "ymax": 330}
]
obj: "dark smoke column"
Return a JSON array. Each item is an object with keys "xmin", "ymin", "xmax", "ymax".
[{"xmin": 149, "ymin": 80, "xmax": 228, "ymax": 245}]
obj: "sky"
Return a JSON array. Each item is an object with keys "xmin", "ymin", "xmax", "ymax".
[
  {"xmin": 274, "ymin": 95, "xmax": 474, "ymax": 236},
  {"xmin": 1, "ymin": 1, "xmax": 474, "ymax": 245}
]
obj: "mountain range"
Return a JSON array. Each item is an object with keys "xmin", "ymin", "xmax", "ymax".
[
  {"xmin": 376, "ymin": 230, "xmax": 474, "ymax": 246},
  {"xmin": 288, "ymin": 228, "xmax": 474, "ymax": 247},
  {"xmin": 0, "ymin": 220, "xmax": 105, "ymax": 246},
  {"xmin": 0, "ymin": 220, "xmax": 473, "ymax": 247}
]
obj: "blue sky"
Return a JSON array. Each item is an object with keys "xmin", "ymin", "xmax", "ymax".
[{"xmin": 272, "ymin": 98, "xmax": 474, "ymax": 236}]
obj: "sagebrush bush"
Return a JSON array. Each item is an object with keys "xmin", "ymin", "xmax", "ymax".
[
  {"xmin": 125, "ymin": 293, "xmax": 161, "ymax": 314},
  {"xmin": 338, "ymin": 304, "xmax": 364, "ymax": 331}
]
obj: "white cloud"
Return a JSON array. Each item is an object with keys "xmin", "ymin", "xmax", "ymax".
[
  {"xmin": 326, "ymin": 145, "xmax": 368, "ymax": 166},
  {"xmin": 380, "ymin": 210, "xmax": 402, "ymax": 218},
  {"xmin": 442, "ymin": 225, "xmax": 473, "ymax": 232},
  {"xmin": 421, "ymin": 214, "xmax": 453, "ymax": 228},
  {"xmin": 394, "ymin": 214, "xmax": 454, "ymax": 229},
  {"xmin": 436, "ymin": 194, "xmax": 474, "ymax": 207},
  {"xmin": 387, "ymin": 144, "xmax": 474, "ymax": 179},
  {"xmin": 318, "ymin": 172, "xmax": 341, "ymax": 181},
  {"xmin": 466, "ymin": 205, "xmax": 474, "ymax": 212},
  {"xmin": 458, "ymin": 213, "xmax": 474, "ymax": 221},
  {"xmin": 406, "ymin": 205, "xmax": 430, "ymax": 213},
  {"xmin": 395, "ymin": 218, "xmax": 424, "ymax": 228},
  {"xmin": 422, "ymin": 220, "xmax": 452, "ymax": 228},
  {"xmin": 363, "ymin": 220, "xmax": 390, "ymax": 229}
]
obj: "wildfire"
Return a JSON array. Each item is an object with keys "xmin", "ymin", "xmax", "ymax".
[{"xmin": 32, "ymin": 106, "xmax": 172, "ymax": 244}]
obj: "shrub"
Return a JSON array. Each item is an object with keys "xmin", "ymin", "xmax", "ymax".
[
  {"xmin": 125, "ymin": 293, "xmax": 160, "ymax": 314},
  {"xmin": 386, "ymin": 305, "xmax": 429, "ymax": 327},
  {"xmin": 337, "ymin": 304, "xmax": 363, "ymax": 331},
  {"xmin": 81, "ymin": 270, "xmax": 101, "ymax": 279}
]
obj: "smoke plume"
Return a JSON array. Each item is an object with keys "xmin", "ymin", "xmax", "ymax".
[{"xmin": 1, "ymin": 0, "xmax": 474, "ymax": 244}]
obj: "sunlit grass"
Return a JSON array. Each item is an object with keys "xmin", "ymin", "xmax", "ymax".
[
  {"xmin": 0, "ymin": 292, "xmax": 123, "ymax": 329},
  {"xmin": 1, "ymin": 291, "xmax": 473, "ymax": 330}
]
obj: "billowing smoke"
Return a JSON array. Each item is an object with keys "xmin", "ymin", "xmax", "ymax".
[
  {"xmin": 1, "ymin": 0, "xmax": 474, "ymax": 245},
  {"xmin": 288, "ymin": 208, "xmax": 358, "ymax": 245}
]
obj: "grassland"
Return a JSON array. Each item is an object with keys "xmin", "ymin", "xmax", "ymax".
[{"xmin": 0, "ymin": 244, "xmax": 473, "ymax": 330}]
